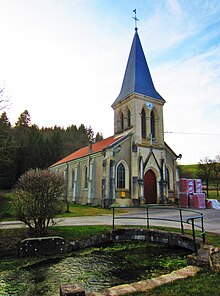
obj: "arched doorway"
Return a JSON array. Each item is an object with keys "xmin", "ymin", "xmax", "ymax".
[{"xmin": 144, "ymin": 170, "xmax": 157, "ymax": 204}]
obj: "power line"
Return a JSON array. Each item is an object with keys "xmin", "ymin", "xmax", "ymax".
[{"xmin": 164, "ymin": 131, "xmax": 220, "ymax": 136}]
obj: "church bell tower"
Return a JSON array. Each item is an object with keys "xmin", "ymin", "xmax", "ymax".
[
  {"xmin": 111, "ymin": 14, "xmax": 178, "ymax": 205},
  {"xmin": 111, "ymin": 27, "xmax": 166, "ymax": 150}
]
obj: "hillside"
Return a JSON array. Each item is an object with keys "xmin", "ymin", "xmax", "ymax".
[{"xmin": 179, "ymin": 164, "xmax": 198, "ymax": 179}]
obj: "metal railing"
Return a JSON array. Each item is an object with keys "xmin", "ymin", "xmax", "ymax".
[{"xmin": 111, "ymin": 205, "xmax": 205, "ymax": 254}]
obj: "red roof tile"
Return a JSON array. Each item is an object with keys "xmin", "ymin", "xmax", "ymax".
[{"xmin": 51, "ymin": 135, "xmax": 122, "ymax": 167}]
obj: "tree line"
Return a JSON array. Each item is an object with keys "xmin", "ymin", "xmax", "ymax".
[{"xmin": 0, "ymin": 110, "xmax": 103, "ymax": 190}]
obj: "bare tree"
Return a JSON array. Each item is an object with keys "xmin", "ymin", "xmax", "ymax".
[
  {"xmin": 14, "ymin": 169, "xmax": 64, "ymax": 236},
  {"xmin": 198, "ymin": 157, "xmax": 215, "ymax": 197},
  {"xmin": 0, "ymin": 85, "xmax": 10, "ymax": 111},
  {"xmin": 213, "ymin": 155, "xmax": 220, "ymax": 197}
]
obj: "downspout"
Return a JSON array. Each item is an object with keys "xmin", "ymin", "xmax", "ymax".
[
  {"xmin": 87, "ymin": 142, "xmax": 93, "ymax": 205},
  {"xmin": 65, "ymin": 162, "xmax": 70, "ymax": 212},
  {"xmin": 173, "ymin": 154, "xmax": 182, "ymax": 202}
]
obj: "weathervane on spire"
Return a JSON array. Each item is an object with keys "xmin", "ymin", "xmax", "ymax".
[{"xmin": 133, "ymin": 9, "xmax": 139, "ymax": 31}]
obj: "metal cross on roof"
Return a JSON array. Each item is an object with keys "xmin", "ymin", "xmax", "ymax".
[{"xmin": 133, "ymin": 9, "xmax": 139, "ymax": 31}]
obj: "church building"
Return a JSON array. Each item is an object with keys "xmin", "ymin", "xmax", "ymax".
[{"xmin": 50, "ymin": 27, "xmax": 180, "ymax": 207}]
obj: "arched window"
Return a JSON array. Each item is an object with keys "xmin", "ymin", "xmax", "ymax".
[
  {"xmin": 141, "ymin": 108, "xmax": 146, "ymax": 139},
  {"xmin": 127, "ymin": 109, "xmax": 131, "ymax": 127},
  {"xmin": 120, "ymin": 112, "xmax": 124, "ymax": 130},
  {"xmin": 84, "ymin": 166, "xmax": 88, "ymax": 188},
  {"xmin": 150, "ymin": 111, "xmax": 156, "ymax": 140},
  {"xmin": 117, "ymin": 163, "xmax": 125, "ymax": 188}
]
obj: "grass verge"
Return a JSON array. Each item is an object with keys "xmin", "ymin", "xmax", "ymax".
[
  {"xmin": 134, "ymin": 269, "xmax": 220, "ymax": 296},
  {"xmin": 56, "ymin": 203, "xmax": 113, "ymax": 217},
  {"xmin": 0, "ymin": 225, "xmax": 219, "ymax": 258}
]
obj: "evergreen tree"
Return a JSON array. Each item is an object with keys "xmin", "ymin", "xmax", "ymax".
[
  {"xmin": 95, "ymin": 132, "xmax": 103, "ymax": 142},
  {"xmin": 13, "ymin": 110, "xmax": 32, "ymax": 180},
  {"xmin": 77, "ymin": 124, "xmax": 90, "ymax": 147},
  {"xmin": 63, "ymin": 124, "xmax": 78, "ymax": 155},
  {"xmin": 0, "ymin": 108, "xmax": 104, "ymax": 188},
  {"xmin": 48, "ymin": 131, "xmax": 64, "ymax": 164},
  {"xmin": 15, "ymin": 109, "xmax": 31, "ymax": 127},
  {"xmin": 86, "ymin": 125, "xmax": 95, "ymax": 143},
  {"xmin": 25, "ymin": 125, "xmax": 47, "ymax": 169},
  {"xmin": 0, "ymin": 112, "xmax": 15, "ymax": 188}
]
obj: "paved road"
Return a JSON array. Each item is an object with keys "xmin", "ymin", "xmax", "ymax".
[{"xmin": 1, "ymin": 208, "xmax": 220, "ymax": 234}]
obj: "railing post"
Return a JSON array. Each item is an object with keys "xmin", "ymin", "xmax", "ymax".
[
  {"xmin": 146, "ymin": 207, "xmax": 149, "ymax": 229},
  {"xmin": 201, "ymin": 216, "xmax": 205, "ymax": 242},
  {"xmin": 191, "ymin": 218, "xmax": 198, "ymax": 254},
  {"xmin": 112, "ymin": 207, "xmax": 115, "ymax": 230},
  {"xmin": 179, "ymin": 209, "xmax": 184, "ymax": 234}
]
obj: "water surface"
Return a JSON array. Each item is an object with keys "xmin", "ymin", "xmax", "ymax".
[{"xmin": 0, "ymin": 241, "xmax": 191, "ymax": 295}]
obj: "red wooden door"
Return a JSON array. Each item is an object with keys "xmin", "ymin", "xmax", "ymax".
[{"xmin": 144, "ymin": 170, "xmax": 157, "ymax": 204}]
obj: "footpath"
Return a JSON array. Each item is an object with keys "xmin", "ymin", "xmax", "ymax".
[{"xmin": 1, "ymin": 208, "xmax": 220, "ymax": 234}]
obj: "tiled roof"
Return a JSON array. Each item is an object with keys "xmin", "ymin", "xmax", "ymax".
[
  {"xmin": 112, "ymin": 30, "xmax": 163, "ymax": 107},
  {"xmin": 50, "ymin": 135, "xmax": 122, "ymax": 167}
]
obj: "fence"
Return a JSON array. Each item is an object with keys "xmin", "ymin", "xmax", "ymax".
[{"xmin": 111, "ymin": 205, "xmax": 205, "ymax": 253}]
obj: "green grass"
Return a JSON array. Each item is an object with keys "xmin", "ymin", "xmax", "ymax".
[
  {"xmin": 57, "ymin": 203, "xmax": 112, "ymax": 217},
  {"xmin": 134, "ymin": 269, "xmax": 220, "ymax": 295},
  {"xmin": 207, "ymin": 190, "xmax": 220, "ymax": 201},
  {"xmin": 55, "ymin": 225, "xmax": 219, "ymax": 246},
  {"xmin": 0, "ymin": 225, "xmax": 219, "ymax": 258},
  {"xmin": 0, "ymin": 192, "xmax": 17, "ymax": 220},
  {"xmin": 179, "ymin": 164, "xmax": 198, "ymax": 179},
  {"xmin": 0, "ymin": 226, "xmax": 112, "ymax": 258},
  {"xmin": 0, "ymin": 192, "xmax": 119, "ymax": 221},
  {"xmin": 49, "ymin": 225, "xmax": 111, "ymax": 239}
]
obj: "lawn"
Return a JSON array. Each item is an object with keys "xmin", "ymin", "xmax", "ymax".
[
  {"xmin": 134, "ymin": 269, "xmax": 220, "ymax": 295},
  {"xmin": 57, "ymin": 203, "xmax": 112, "ymax": 217},
  {"xmin": 0, "ymin": 192, "xmax": 17, "ymax": 220},
  {"xmin": 207, "ymin": 190, "xmax": 220, "ymax": 201},
  {"xmin": 179, "ymin": 164, "xmax": 198, "ymax": 179},
  {"xmin": 0, "ymin": 192, "xmax": 116, "ymax": 221}
]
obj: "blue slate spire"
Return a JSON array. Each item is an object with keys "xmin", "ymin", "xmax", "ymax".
[{"xmin": 112, "ymin": 30, "xmax": 163, "ymax": 107}]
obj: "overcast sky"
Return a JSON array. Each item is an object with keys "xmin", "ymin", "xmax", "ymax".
[{"xmin": 0, "ymin": 0, "xmax": 219, "ymax": 164}]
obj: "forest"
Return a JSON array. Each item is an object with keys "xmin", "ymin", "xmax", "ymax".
[{"xmin": 0, "ymin": 109, "xmax": 103, "ymax": 189}]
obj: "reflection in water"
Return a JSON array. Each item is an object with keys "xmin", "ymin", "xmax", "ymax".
[{"xmin": 0, "ymin": 241, "xmax": 191, "ymax": 296}]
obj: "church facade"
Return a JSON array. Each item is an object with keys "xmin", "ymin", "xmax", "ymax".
[{"xmin": 50, "ymin": 29, "xmax": 180, "ymax": 207}]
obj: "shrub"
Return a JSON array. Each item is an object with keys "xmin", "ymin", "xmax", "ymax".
[{"xmin": 14, "ymin": 168, "xmax": 64, "ymax": 236}]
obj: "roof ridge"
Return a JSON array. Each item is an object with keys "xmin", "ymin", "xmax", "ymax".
[{"xmin": 50, "ymin": 134, "xmax": 125, "ymax": 167}]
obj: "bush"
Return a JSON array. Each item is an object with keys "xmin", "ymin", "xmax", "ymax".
[{"xmin": 14, "ymin": 169, "xmax": 64, "ymax": 236}]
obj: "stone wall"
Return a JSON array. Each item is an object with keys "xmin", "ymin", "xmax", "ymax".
[
  {"xmin": 19, "ymin": 236, "xmax": 67, "ymax": 257},
  {"xmin": 111, "ymin": 228, "xmax": 201, "ymax": 252},
  {"xmin": 18, "ymin": 228, "xmax": 220, "ymax": 272},
  {"xmin": 60, "ymin": 266, "xmax": 202, "ymax": 296}
]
